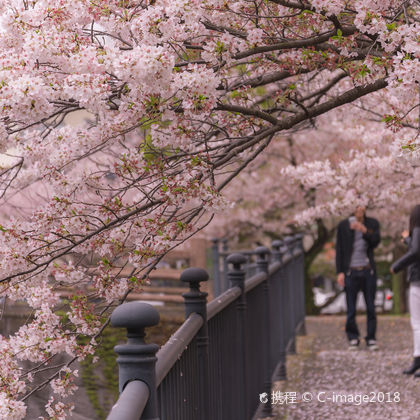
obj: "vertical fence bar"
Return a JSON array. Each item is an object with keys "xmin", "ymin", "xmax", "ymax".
[
  {"xmin": 255, "ymin": 246, "xmax": 273, "ymax": 417},
  {"xmin": 271, "ymin": 240, "xmax": 287, "ymax": 381},
  {"xmin": 294, "ymin": 233, "xmax": 306, "ymax": 335},
  {"xmin": 222, "ymin": 238, "xmax": 229, "ymax": 293},
  {"xmin": 110, "ymin": 301, "xmax": 160, "ymax": 420},
  {"xmin": 283, "ymin": 236, "xmax": 296, "ymax": 354},
  {"xmin": 245, "ymin": 254, "xmax": 251, "ymax": 279},
  {"xmin": 211, "ymin": 238, "xmax": 221, "ymax": 298},
  {"xmin": 290, "ymin": 235, "xmax": 299, "ymax": 335},
  {"xmin": 279, "ymin": 241, "xmax": 292, "ymax": 361},
  {"xmin": 207, "ymin": 295, "xmax": 240, "ymax": 419},
  {"xmin": 299, "ymin": 233, "xmax": 307, "ymax": 335},
  {"xmin": 227, "ymin": 253, "xmax": 248, "ymax": 420},
  {"xmin": 181, "ymin": 268, "xmax": 210, "ymax": 420}
]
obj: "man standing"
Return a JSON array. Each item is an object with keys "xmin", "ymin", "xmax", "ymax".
[{"xmin": 336, "ymin": 205, "xmax": 381, "ymax": 350}]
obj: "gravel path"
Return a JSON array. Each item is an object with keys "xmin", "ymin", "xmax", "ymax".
[{"xmin": 267, "ymin": 315, "xmax": 420, "ymax": 420}]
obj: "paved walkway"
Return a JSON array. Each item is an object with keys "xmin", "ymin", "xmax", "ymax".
[{"xmin": 268, "ymin": 315, "xmax": 420, "ymax": 420}]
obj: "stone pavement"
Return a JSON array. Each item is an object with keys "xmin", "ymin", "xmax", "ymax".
[{"xmin": 267, "ymin": 315, "xmax": 420, "ymax": 420}]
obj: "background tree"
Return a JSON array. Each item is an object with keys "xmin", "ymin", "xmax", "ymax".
[{"xmin": 208, "ymin": 94, "xmax": 420, "ymax": 313}]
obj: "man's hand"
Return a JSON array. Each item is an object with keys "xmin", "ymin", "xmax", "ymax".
[
  {"xmin": 350, "ymin": 221, "xmax": 367, "ymax": 234},
  {"xmin": 337, "ymin": 272, "xmax": 345, "ymax": 287},
  {"xmin": 400, "ymin": 229, "xmax": 409, "ymax": 243}
]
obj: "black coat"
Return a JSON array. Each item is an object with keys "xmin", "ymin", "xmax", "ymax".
[
  {"xmin": 391, "ymin": 227, "xmax": 420, "ymax": 283},
  {"xmin": 335, "ymin": 216, "xmax": 381, "ymax": 275}
]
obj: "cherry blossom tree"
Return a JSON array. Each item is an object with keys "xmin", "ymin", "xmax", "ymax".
[
  {"xmin": 0, "ymin": 0, "xmax": 419, "ymax": 417},
  {"xmin": 208, "ymin": 92, "xmax": 420, "ymax": 313}
]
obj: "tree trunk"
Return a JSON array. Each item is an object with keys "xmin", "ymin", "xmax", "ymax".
[
  {"xmin": 304, "ymin": 219, "xmax": 334, "ymax": 315},
  {"xmin": 392, "ymin": 244, "xmax": 408, "ymax": 314},
  {"xmin": 391, "ymin": 272, "xmax": 403, "ymax": 314},
  {"xmin": 304, "ymin": 262, "xmax": 318, "ymax": 315}
]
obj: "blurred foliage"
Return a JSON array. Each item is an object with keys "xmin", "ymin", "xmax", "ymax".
[
  {"xmin": 308, "ymin": 256, "xmax": 336, "ymax": 281},
  {"xmin": 376, "ymin": 260, "xmax": 392, "ymax": 288}
]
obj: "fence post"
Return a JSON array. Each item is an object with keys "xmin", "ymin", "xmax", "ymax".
[
  {"xmin": 272, "ymin": 240, "xmax": 283, "ymax": 263},
  {"xmin": 222, "ymin": 238, "xmax": 229, "ymax": 293},
  {"xmin": 283, "ymin": 236, "xmax": 296, "ymax": 355},
  {"xmin": 294, "ymin": 233, "xmax": 306, "ymax": 335},
  {"xmin": 181, "ymin": 267, "xmax": 210, "ymax": 420},
  {"xmin": 111, "ymin": 301, "xmax": 160, "ymax": 420},
  {"xmin": 255, "ymin": 246, "xmax": 273, "ymax": 417},
  {"xmin": 271, "ymin": 240, "xmax": 287, "ymax": 381},
  {"xmin": 211, "ymin": 238, "xmax": 221, "ymax": 298},
  {"xmin": 227, "ymin": 253, "xmax": 248, "ymax": 420}
]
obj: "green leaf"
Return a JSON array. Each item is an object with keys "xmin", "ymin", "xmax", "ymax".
[{"xmin": 386, "ymin": 23, "xmax": 396, "ymax": 32}]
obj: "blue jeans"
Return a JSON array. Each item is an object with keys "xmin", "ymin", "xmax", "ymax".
[{"xmin": 345, "ymin": 268, "xmax": 377, "ymax": 342}]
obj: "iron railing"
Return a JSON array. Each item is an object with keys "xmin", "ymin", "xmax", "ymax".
[
  {"xmin": 211, "ymin": 238, "xmax": 260, "ymax": 296},
  {"xmin": 106, "ymin": 234, "xmax": 305, "ymax": 420}
]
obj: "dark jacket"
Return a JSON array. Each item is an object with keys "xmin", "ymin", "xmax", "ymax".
[
  {"xmin": 336, "ymin": 216, "xmax": 381, "ymax": 274},
  {"xmin": 391, "ymin": 227, "xmax": 420, "ymax": 283}
]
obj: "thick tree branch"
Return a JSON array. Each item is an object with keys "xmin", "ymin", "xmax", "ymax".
[{"xmin": 234, "ymin": 26, "xmax": 357, "ymax": 59}]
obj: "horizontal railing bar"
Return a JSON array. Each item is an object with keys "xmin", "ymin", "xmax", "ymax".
[
  {"xmin": 218, "ymin": 250, "xmax": 256, "ymax": 257},
  {"xmin": 106, "ymin": 380, "xmax": 149, "ymax": 420},
  {"xmin": 207, "ymin": 286, "xmax": 241, "ymax": 320},
  {"xmin": 244, "ymin": 272, "xmax": 267, "ymax": 293},
  {"xmin": 293, "ymin": 249, "xmax": 303, "ymax": 258},
  {"xmin": 268, "ymin": 261, "xmax": 282, "ymax": 276},
  {"xmin": 282, "ymin": 254, "xmax": 293, "ymax": 265},
  {"xmin": 156, "ymin": 312, "xmax": 203, "ymax": 386}
]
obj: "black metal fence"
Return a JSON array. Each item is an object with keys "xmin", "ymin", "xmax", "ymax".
[
  {"xmin": 107, "ymin": 234, "xmax": 305, "ymax": 420},
  {"xmin": 211, "ymin": 238, "xmax": 260, "ymax": 297}
]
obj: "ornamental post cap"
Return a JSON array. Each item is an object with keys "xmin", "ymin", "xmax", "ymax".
[
  {"xmin": 226, "ymin": 253, "xmax": 247, "ymax": 266},
  {"xmin": 111, "ymin": 301, "xmax": 160, "ymax": 329},
  {"xmin": 272, "ymin": 240, "xmax": 283, "ymax": 249},
  {"xmin": 180, "ymin": 267, "xmax": 209, "ymax": 284},
  {"xmin": 255, "ymin": 246, "xmax": 270, "ymax": 257},
  {"xmin": 284, "ymin": 236, "xmax": 294, "ymax": 244}
]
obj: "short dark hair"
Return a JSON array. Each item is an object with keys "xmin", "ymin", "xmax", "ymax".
[{"xmin": 409, "ymin": 205, "xmax": 420, "ymax": 234}]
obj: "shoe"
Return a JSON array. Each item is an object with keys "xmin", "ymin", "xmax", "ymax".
[
  {"xmin": 366, "ymin": 339, "xmax": 378, "ymax": 351},
  {"xmin": 403, "ymin": 357, "xmax": 420, "ymax": 374},
  {"xmin": 348, "ymin": 339, "xmax": 359, "ymax": 350}
]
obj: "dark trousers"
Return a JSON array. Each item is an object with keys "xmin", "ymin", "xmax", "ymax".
[{"xmin": 344, "ymin": 268, "xmax": 377, "ymax": 341}]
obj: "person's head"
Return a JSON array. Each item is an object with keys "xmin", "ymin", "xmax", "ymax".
[
  {"xmin": 409, "ymin": 205, "xmax": 420, "ymax": 234},
  {"xmin": 354, "ymin": 205, "xmax": 366, "ymax": 222}
]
